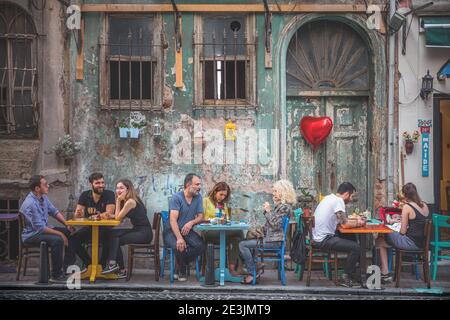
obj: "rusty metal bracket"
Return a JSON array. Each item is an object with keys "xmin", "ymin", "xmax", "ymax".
[
  {"xmin": 263, "ymin": 0, "xmax": 272, "ymax": 68},
  {"xmin": 171, "ymin": 0, "xmax": 182, "ymax": 52}
]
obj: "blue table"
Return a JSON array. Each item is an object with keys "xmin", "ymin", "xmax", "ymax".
[{"xmin": 194, "ymin": 222, "xmax": 249, "ymax": 286}]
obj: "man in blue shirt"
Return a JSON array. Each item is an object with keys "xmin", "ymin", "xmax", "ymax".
[
  {"xmin": 20, "ymin": 175, "xmax": 76, "ymax": 282},
  {"xmin": 163, "ymin": 173, "xmax": 206, "ymax": 281}
]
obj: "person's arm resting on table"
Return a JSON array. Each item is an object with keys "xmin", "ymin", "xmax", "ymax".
[{"xmin": 336, "ymin": 211, "xmax": 364, "ymax": 228}]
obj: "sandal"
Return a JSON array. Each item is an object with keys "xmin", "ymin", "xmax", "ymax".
[{"xmin": 240, "ymin": 275, "xmax": 254, "ymax": 285}]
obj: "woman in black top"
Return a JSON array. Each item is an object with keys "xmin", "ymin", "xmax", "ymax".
[
  {"xmin": 102, "ymin": 179, "xmax": 152, "ymax": 277},
  {"xmin": 376, "ymin": 183, "xmax": 430, "ymax": 283}
]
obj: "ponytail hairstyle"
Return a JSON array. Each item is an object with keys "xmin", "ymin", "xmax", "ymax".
[{"xmin": 402, "ymin": 183, "xmax": 424, "ymax": 208}]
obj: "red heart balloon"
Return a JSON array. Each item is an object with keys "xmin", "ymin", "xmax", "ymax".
[{"xmin": 300, "ymin": 116, "xmax": 333, "ymax": 151}]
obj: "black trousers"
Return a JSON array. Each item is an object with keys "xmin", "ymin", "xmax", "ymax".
[
  {"xmin": 107, "ymin": 226, "xmax": 153, "ymax": 269},
  {"xmin": 315, "ymin": 235, "xmax": 361, "ymax": 275},
  {"xmin": 68, "ymin": 226, "xmax": 112, "ymax": 267},
  {"xmin": 163, "ymin": 230, "xmax": 206, "ymax": 270},
  {"xmin": 24, "ymin": 227, "xmax": 73, "ymax": 277}
]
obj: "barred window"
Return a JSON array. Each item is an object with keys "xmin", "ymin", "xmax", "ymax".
[
  {"xmin": 100, "ymin": 15, "xmax": 163, "ymax": 110},
  {"xmin": 193, "ymin": 14, "xmax": 256, "ymax": 110},
  {"xmin": 0, "ymin": 3, "xmax": 38, "ymax": 138}
]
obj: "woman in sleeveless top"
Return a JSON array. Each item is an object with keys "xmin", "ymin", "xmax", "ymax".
[
  {"xmin": 101, "ymin": 179, "xmax": 152, "ymax": 278},
  {"xmin": 376, "ymin": 183, "xmax": 430, "ymax": 283}
]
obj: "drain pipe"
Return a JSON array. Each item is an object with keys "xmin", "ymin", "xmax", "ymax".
[{"xmin": 387, "ymin": 0, "xmax": 396, "ymax": 203}]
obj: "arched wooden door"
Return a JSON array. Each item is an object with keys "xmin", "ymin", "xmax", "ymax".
[{"xmin": 286, "ymin": 20, "xmax": 371, "ymax": 211}]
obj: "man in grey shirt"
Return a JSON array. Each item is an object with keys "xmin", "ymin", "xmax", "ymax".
[{"xmin": 163, "ymin": 173, "xmax": 206, "ymax": 281}]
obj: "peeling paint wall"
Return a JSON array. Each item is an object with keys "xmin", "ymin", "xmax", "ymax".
[{"xmin": 66, "ymin": 1, "xmax": 391, "ymax": 220}]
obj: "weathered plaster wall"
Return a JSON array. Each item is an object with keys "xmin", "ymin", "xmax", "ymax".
[
  {"xmin": 398, "ymin": 14, "xmax": 450, "ymax": 204},
  {"xmin": 0, "ymin": 0, "xmax": 70, "ymax": 212},
  {"xmin": 69, "ymin": 1, "xmax": 389, "ymax": 222}
]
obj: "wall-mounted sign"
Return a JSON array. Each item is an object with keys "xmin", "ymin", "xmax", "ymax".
[{"xmin": 418, "ymin": 119, "xmax": 432, "ymax": 177}]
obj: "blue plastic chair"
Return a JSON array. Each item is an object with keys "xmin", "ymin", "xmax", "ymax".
[
  {"xmin": 430, "ymin": 213, "xmax": 450, "ymax": 280},
  {"xmin": 252, "ymin": 215, "xmax": 290, "ymax": 285},
  {"xmin": 159, "ymin": 210, "xmax": 201, "ymax": 282}
]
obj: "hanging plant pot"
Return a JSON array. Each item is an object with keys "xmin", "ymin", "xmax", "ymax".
[
  {"xmin": 119, "ymin": 127, "xmax": 129, "ymax": 138},
  {"xmin": 405, "ymin": 140, "xmax": 414, "ymax": 154},
  {"xmin": 129, "ymin": 128, "xmax": 140, "ymax": 139}
]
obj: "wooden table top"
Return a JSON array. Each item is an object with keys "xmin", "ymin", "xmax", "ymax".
[
  {"xmin": 66, "ymin": 218, "xmax": 121, "ymax": 227},
  {"xmin": 338, "ymin": 224, "xmax": 393, "ymax": 234}
]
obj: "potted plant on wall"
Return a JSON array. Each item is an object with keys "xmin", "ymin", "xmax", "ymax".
[
  {"xmin": 52, "ymin": 134, "xmax": 82, "ymax": 164},
  {"xmin": 402, "ymin": 130, "xmax": 420, "ymax": 154},
  {"xmin": 114, "ymin": 112, "xmax": 147, "ymax": 139}
]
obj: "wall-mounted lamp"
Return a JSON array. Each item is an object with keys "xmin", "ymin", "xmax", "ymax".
[
  {"xmin": 224, "ymin": 119, "xmax": 236, "ymax": 141},
  {"xmin": 420, "ymin": 70, "xmax": 434, "ymax": 100},
  {"xmin": 153, "ymin": 118, "xmax": 162, "ymax": 136}
]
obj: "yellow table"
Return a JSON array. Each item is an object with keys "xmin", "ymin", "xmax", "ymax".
[{"xmin": 66, "ymin": 218, "xmax": 120, "ymax": 283}]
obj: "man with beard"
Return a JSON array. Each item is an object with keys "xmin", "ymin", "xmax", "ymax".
[
  {"xmin": 70, "ymin": 173, "xmax": 116, "ymax": 274},
  {"xmin": 163, "ymin": 173, "xmax": 206, "ymax": 281},
  {"xmin": 312, "ymin": 182, "xmax": 365, "ymax": 288}
]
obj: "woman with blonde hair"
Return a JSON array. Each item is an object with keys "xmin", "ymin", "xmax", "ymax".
[
  {"xmin": 102, "ymin": 179, "xmax": 152, "ymax": 278},
  {"xmin": 238, "ymin": 179, "xmax": 296, "ymax": 284}
]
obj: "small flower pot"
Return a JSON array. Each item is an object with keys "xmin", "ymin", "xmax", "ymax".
[
  {"xmin": 119, "ymin": 127, "xmax": 129, "ymax": 138},
  {"xmin": 405, "ymin": 140, "xmax": 414, "ymax": 154},
  {"xmin": 129, "ymin": 128, "xmax": 139, "ymax": 139}
]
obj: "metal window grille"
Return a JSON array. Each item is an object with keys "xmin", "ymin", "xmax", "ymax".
[
  {"xmin": 0, "ymin": 198, "xmax": 19, "ymax": 259},
  {"xmin": 194, "ymin": 16, "xmax": 256, "ymax": 109},
  {"xmin": 101, "ymin": 15, "xmax": 164, "ymax": 111},
  {"xmin": 0, "ymin": 3, "xmax": 39, "ymax": 138}
]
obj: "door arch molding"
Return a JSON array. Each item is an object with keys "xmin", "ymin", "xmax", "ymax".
[{"xmin": 273, "ymin": 13, "xmax": 387, "ymax": 206}]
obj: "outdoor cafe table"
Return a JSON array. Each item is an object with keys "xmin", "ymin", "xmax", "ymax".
[
  {"xmin": 194, "ymin": 222, "xmax": 249, "ymax": 286},
  {"xmin": 66, "ymin": 218, "xmax": 120, "ymax": 283},
  {"xmin": 338, "ymin": 223, "xmax": 393, "ymax": 283}
]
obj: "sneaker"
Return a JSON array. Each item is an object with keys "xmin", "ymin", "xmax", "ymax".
[
  {"xmin": 381, "ymin": 273, "xmax": 393, "ymax": 284},
  {"xmin": 117, "ymin": 269, "xmax": 127, "ymax": 279},
  {"xmin": 50, "ymin": 274, "xmax": 67, "ymax": 283},
  {"xmin": 177, "ymin": 265, "xmax": 188, "ymax": 282},
  {"xmin": 101, "ymin": 263, "xmax": 119, "ymax": 275},
  {"xmin": 339, "ymin": 273, "xmax": 362, "ymax": 288},
  {"xmin": 173, "ymin": 273, "xmax": 179, "ymax": 280}
]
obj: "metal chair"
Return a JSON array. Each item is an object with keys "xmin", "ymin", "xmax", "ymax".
[
  {"xmin": 252, "ymin": 215, "xmax": 290, "ymax": 285},
  {"xmin": 394, "ymin": 219, "xmax": 432, "ymax": 288},
  {"xmin": 159, "ymin": 211, "xmax": 200, "ymax": 283},
  {"xmin": 126, "ymin": 212, "xmax": 161, "ymax": 281},
  {"xmin": 430, "ymin": 213, "xmax": 450, "ymax": 280}
]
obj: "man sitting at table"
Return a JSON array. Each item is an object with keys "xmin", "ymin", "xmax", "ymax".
[
  {"xmin": 312, "ymin": 182, "xmax": 365, "ymax": 288},
  {"xmin": 163, "ymin": 173, "xmax": 206, "ymax": 281},
  {"xmin": 20, "ymin": 175, "xmax": 76, "ymax": 282},
  {"xmin": 71, "ymin": 172, "xmax": 115, "ymax": 273}
]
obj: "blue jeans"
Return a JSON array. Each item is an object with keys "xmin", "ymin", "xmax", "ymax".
[
  {"xmin": 238, "ymin": 239, "xmax": 282, "ymax": 275},
  {"xmin": 24, "ymin": 227, "xmax": 73, "ymax": 277}
]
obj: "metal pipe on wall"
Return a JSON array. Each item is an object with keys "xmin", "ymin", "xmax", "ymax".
[{"xmin": 387, "ymin": 0, "xmax": 396, "ymax": 203}]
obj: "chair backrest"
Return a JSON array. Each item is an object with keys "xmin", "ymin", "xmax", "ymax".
[
  {"xmin": 151, "ymin": 212, "xmax": 161, "ymax": 249},
  {"xmin": 423, "ymin": 218, "xmax": 433, "ymax": 253},
  {"xmin": 301, "ymin": 215, "xmax": 315, "ymax": 241},
  {"xmin": 17, "ymin": 212, "xmax": 26, "ymax": 245},
  {"xmin": 432, "ymin": 213, "xmax": 450, "ymax": 243},
  {"xmin": 379, "ymin": 207, "xmax": 402, "ymax": 224},
  {"xmin": 281, "ymin": 215, "xmax": 290, "ymax": 246}
]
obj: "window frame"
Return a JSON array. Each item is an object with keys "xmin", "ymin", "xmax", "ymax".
[
  {"xmin": 99, "ymin": 13, "xmax": 164, "ymax": 111},
  {"xmin": 0, "ymin": 3, "xmax": 39, "ymax": 139},
  {"xmin": 193, "ymin": 13, "xmax": 257, "ymax": 110}
]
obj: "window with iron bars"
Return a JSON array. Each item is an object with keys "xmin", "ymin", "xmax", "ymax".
[
  {"xmin": 193, "ymin": 14, "xmax": 257, "ymax": 110},
  {"xmin": 99, "ymin": 15, "xmax": 164, "ymax": 111},
  {"xmin": 0, "ymin": 3, "xmax": 39, "ymax": 138}
]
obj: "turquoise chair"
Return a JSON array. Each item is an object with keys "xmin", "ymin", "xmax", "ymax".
[{"xmin": 430, "ymin": 213, "xmax": 450, "ymax": 280}]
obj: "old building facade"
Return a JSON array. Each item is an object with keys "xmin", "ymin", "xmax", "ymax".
[{"xmin": 1, "ymin": 0, "xmax": 449, "ymax": 258}]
